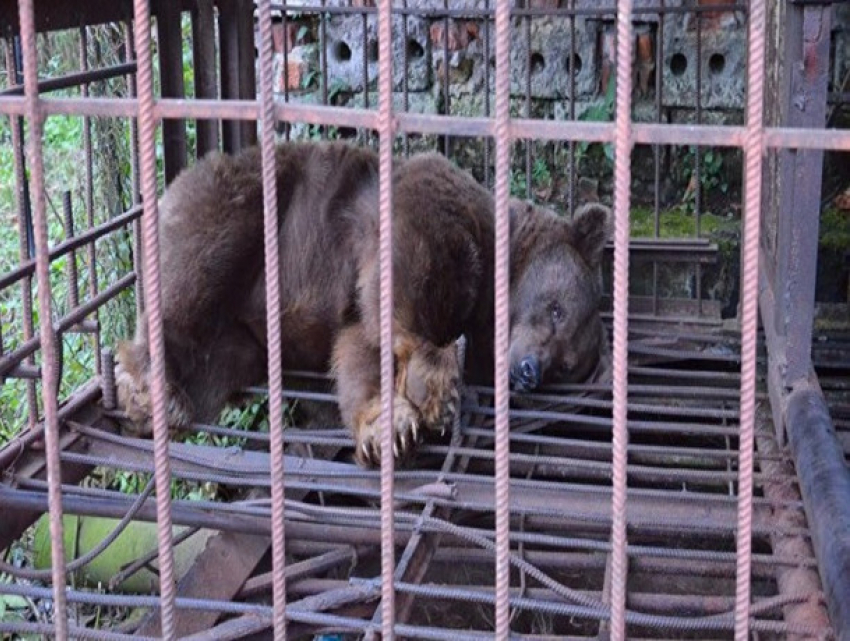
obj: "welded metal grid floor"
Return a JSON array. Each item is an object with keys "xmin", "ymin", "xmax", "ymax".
[{"xmin": 0, "ymin": 325, "xmax": 836, "ymax": 639}]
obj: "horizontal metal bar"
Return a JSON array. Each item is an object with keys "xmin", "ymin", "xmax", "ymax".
[
  {"xmin": 0, "ymin": 274, "xmax": 135, "ymax": 377},
  {"xmin": 0, "ymin": 61, "xmax": 137, "ymax": 96},
  {"xmin": 3, "ymin": 96, "xmax": 850, "ymax": 152},
  {"xmin": 271, "ymin": 2, "xmax": 748, "ymax": 18},
  {"xmin": 0, "ymin": 205, "xmax": 141, "ymax": 291}
]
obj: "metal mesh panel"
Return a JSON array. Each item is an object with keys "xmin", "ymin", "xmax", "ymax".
[{"xmin": 0, "ymin": 1, "xmax": 848, "ymax": 639}]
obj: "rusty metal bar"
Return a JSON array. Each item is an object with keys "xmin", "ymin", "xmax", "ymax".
[
  {"xmin": 132, "ymin": 0, "xmax": 179, "ymax": 635},
  {"xmin": 157, "ymin": 1, "xmax": 187, "ymax": 184},
  {"xmin": 493, "ymin": 0, "xmax": 512, "ymax": 636},
  {"xmin": 79, "ymin": 25, "xmax": 101, "ymax": 375},
  {"xmin": 124, "ymin": 21, "xmax": 143, "ymax": 319},
  {"xmin": 190, "ymin": 0, "xmax": 219, "ymax": 157},
  {"xmin": 217, "ymin": 0, "xmax": 243, "ymax": 153},
  {"xmin": 237, "ymin": 0, "xmax": 256, "ymax": 149},
  {"xmin": 16, "ymin": 1, "xmax": 70, "ymax": 636},
  {"xmin": 735, "ymin": 0, "xmax": 767, "ymax": 636},
  {"xmin": 754, "ymin": 408, "xmax": 833, "ymax": 636},
  {"xmin": 270, "ymin": 3, "xmax": 747, "ymax": 19},
  {"xmin": 1, "ymin": 93, "xmax": 850, "ymax": 151},
  {"xmin": 0, "ymin": 61, "xmax": 137, "ymax": 96},
  {"xmin": 0, "ymin": 204, "xmax": 141, "ymax": 291},
  {"xmin": 610, "ymin": 0, "xmax": 635, "ymax": 635},
  {"xmin": 773, "ymin": 3, "xmax": 831, "ymax": 386},
  {"xmin": 377, "ymin": 0, "xmax": 397, "ymax": 634},
  {"xmin": 256, "ymin": 0, "xmax": 287, "ymax": 636},
  {"xmin": 62, "ymin": 191, "xmax": 80, "ymax": 310},
  {"xmin": 4, "ymin": 36, "xmax": 38, "ymax": 428},
  {"xmin": 0, "ymin": 274, "xmax": 136, "ymax": 378},
  {"xmin": 785, "ymin": 383, "xmax": 850, "ymax": 639}
]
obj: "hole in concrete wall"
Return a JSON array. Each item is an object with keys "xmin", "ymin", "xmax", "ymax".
[
  {"xmin": 333, "ymin": 41, "xmax": 352, "ymax": 62},
  {"xmin": 367, "ymin": 40, "xmax": 379, "ymax": 63},
  {"xmin": 709, "ymin": 53, "xmax": 725, "ymax": 75},
  {"xmin": 530, "ymin": 52, "xmax": 545, "ymax": 74},
  {"xmin": 407, "ymin": 39, "xmax": 424, "ymax": 60},
  {"xmin": 670, "ymin": 52, "xmax": 687, "ymax": 77},
  {"xmin": 565, "ymin": 53, "xmax": 582, "ymax": 75}
]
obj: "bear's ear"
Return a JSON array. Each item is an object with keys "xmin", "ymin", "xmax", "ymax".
[{"xmin": 569, "ymin": 203, "xmax": 613, "ymax": 268}]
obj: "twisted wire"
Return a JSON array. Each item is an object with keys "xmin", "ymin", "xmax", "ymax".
[
  {"xmin": 0, "ymin": 476, "xmax": 155, "ymax": 580},
  {"xmin": 377, "ymin": 0, "xmax": 397, "ymax": 637},
  {"xmin": 16, "ymin": 0, "xmax": 69, "ymax": 635},
  {"xmin": 131, "ymin": 0, "xmax": 178, "ymax": 635},
  {"xmin": 493, "ymin": 0, "xmax": 513, "ymax": 636},
  {"xmin": 735, "ymin": 0, "xmax": 766, "ymax": 638},
  {"xmin": 611, "ymin": 0, "xmax": 635, "ymax": 637},
  {"xmin": 255, "ymin": 0, "xmax": 288, "ymax": 636}
]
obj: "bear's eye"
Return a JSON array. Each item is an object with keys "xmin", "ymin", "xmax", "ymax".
[{"xmin": 550, "ymin": 302, "xmax": 564, "ymax": 324}]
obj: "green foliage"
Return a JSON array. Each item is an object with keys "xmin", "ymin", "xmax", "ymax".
[
  {"xmin": 576, "ymin": 73, "xmax": 616, "ymax": 170},
  {"xmin": 679, "ymin": 146, "xmax": 728, "ymax": 212},
  {"xmin": 629, "ymin": 205, "xmax": 735, "ymax": 238},
  {"xmin": 820, "ymin": 207, "xmax": 850, "ymax": 251}
]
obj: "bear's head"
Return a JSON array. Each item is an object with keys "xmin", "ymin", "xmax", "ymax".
[{"xmin": 508, "ymin": 200, "xmax": 612, "ymax": 392}]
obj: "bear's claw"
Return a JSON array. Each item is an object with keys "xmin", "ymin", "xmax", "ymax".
[{"xmin": 354, "ymin": 395, "xmax": 423, "ymax": 467}]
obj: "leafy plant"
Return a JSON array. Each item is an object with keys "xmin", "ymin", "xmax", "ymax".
[
  {"xmin": 680, "ymin": 146, "xmax": 727, "ymax": 212},
  {"xmin": 575, "ymin": 73, "xmax": 616, "ymax": 171}
]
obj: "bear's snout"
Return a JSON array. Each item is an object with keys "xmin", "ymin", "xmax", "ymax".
[{"xmin": 510, "ymin": 355, "xmax": 540, "ymax": 392}]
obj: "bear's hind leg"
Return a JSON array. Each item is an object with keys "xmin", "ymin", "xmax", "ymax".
[{"xmin": 333, "ymin": 323, "xmax": 423, "ymax": 467}]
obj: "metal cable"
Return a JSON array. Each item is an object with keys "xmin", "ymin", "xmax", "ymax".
[
  {"xmin": 493, "ymin": 0, "xmax": 512, "ymax": 636},
  {"xmin": 255, "ymin": 1, "xmax": 287, "ymax": 635},
  {"xmin": 131, "ymin": 0, "xmax": 178, "ymax": 635},
  {"xmin": 0, "ymin": 621, "xmax": 153, "ymax": 641},
  {"xmin": 16, "ymin": 1, "xmax": 69, "ymax": 636},
  {"xmin": 736, "ymin": 0, "xmax": 766, "ymax": 638},
  {"xmin": 0, "ymin": 476, "xmax": 155, "ymax": 580}
]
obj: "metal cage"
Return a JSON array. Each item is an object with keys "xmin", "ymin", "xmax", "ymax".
[{"xmin": 0, "ymin": 0, "xmax": 848, "ymax": 639}]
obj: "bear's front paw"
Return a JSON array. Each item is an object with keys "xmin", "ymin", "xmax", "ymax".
[
  {"xmin": 405, "ymin": 343, "xmax": 461, "ymax": 436},
  {"xmin": 353, "ymin": 395, "xmax": 423, "ymax": 467}
]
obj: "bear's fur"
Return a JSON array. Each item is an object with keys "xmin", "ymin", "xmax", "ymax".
[{"xmin": 115, "ymin": 141, "xmax": 611, "ymax": 466}]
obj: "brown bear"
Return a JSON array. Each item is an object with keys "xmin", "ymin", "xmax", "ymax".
[{"xmin": 115, "ymin": 141, "xmax": 611, "ymax": 466}]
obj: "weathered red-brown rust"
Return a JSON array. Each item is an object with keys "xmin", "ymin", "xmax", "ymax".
[
  {"xmin": 611, "ymin": 0, "xmax": 635, "ymax": 636},
  {"xmin": 493, "ymin": 0, "xmax": 512, "ymax": 636},
  {"xmin": 132, "ymin": 0, "xmax": 178, "ymax": 635},
  {"xmin": 3, "ymin": 39, "xmax": 38, "ymax": 427},
  {"xmin": 736, "ymin": 0, "xmax": 767, "ymax": 637},
  {"xmin": 254, "ymin": 0, "xmax": 288, "ymax": 637},
  {"xmin": 0, "ymin": 61, "xmax": 137, "ymax": 97},
  {"xmin": 16, "ymin": 0, "xmax": 70, "ymax": 635},
  {"xmin": 755, "ymin": 409, "xmax": 832, "ymax": 639},
  {"xmin": 377, "ymin": 0, "xmax": 397, "ymax": 635}
]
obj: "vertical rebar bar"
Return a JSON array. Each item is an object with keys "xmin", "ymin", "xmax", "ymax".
[
  {"xmin": 483, "ymin": 0, "xmax": 491, "ymax": 189},
  {"xmin": 5, "ymin": 38, "xmax": 39, "ymax": 428},
  {"xmin": 493, "ymin": 0, "xmax": 512, "ymax": 636},
  {"xmin": 80, "ymin": 26, "xmax": 101, "ymax": 374},
  {"xmin": 735, "ymin": 0, "xmax": 766, "ymax": 637},
  {"xmin": 524, "ymin": 2, "xmax": 532, "ymax": 201},
  {"xmin": 132, "ymin": 0, "xmax": 178, "ymax": 636},
  {"xmin": 256, "ymin": 1, "xmax": 287, "ymax": 637},
  {"xmin": 611, "ymin": 0, "xmax": 635, "ymax": 636},
  {"xmin": 378, "ymin": 0, "xmax": 396, "ymax": 637},
  {"xmin": 16, "ymin": 0, "xmax": 69, "ymax": 636},
  {"xmin": 125, "ymin": 22, "xmax": 144, "ymax": 319},
  {"xmin": 62, "ymin": 191, "xmax": 80, "ymax": 309}
]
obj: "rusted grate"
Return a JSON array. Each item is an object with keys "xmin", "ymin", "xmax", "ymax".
[{"xmin": 0, "ymin": 0, "xmax": 848, "ymax": 639}]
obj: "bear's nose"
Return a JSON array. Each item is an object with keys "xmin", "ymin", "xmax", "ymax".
[{"xmin": 510, "ymin": 355, "xmax": 540, "ymax": 392}]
